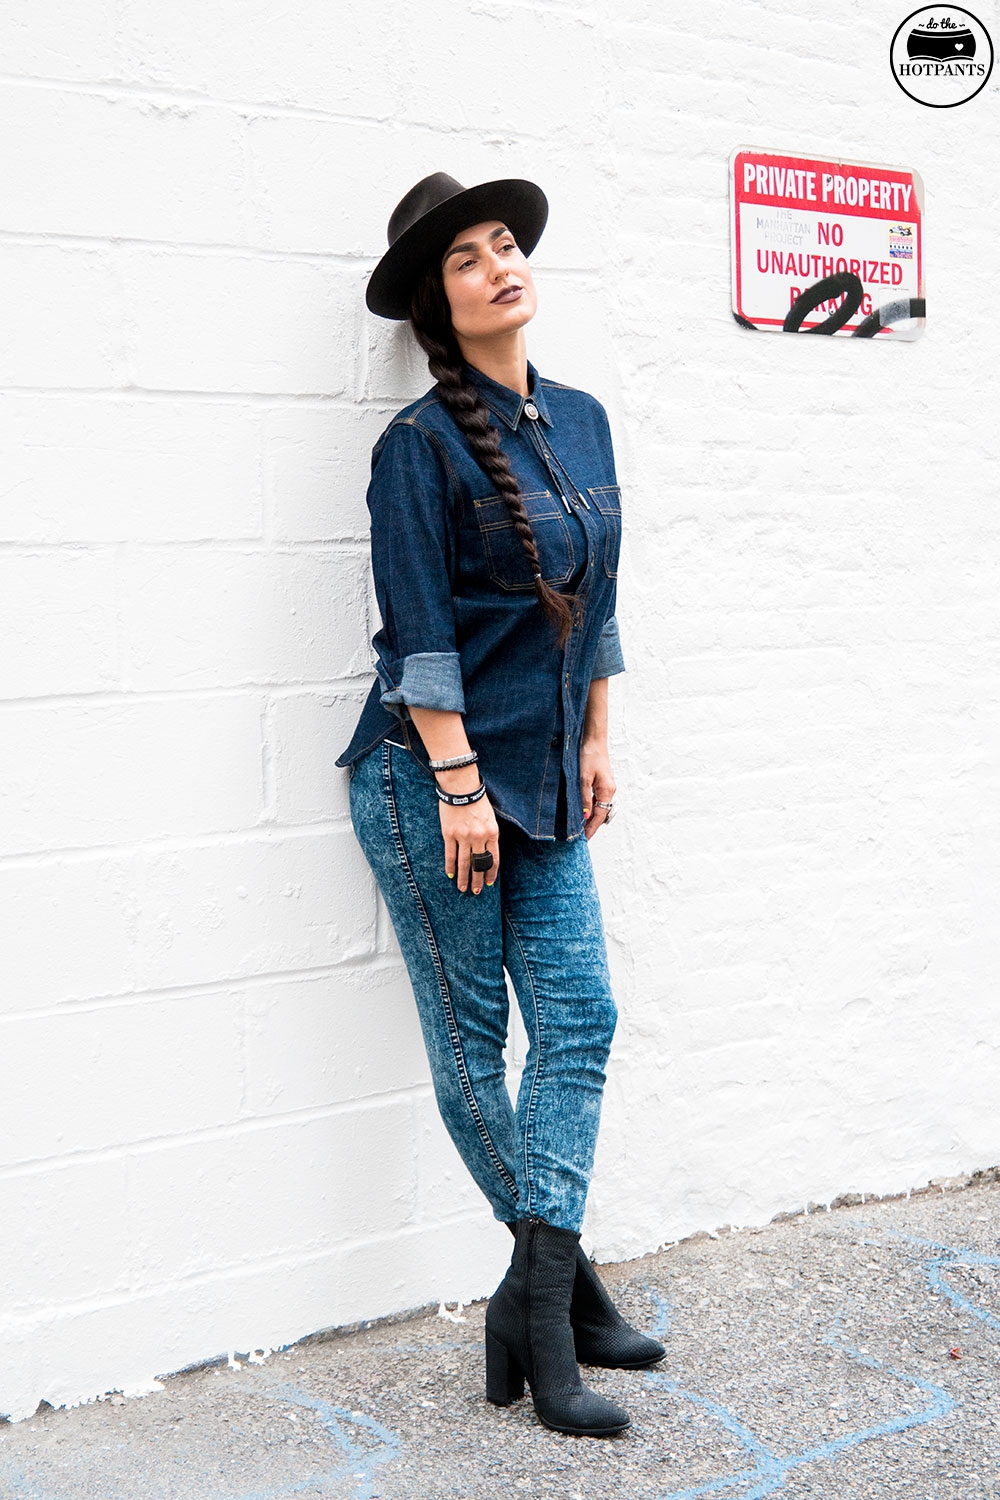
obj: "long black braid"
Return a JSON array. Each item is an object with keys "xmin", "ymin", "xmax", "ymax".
[{"xmin": 409, "ymin": 264, "xmax": 580, "ymax": 652}]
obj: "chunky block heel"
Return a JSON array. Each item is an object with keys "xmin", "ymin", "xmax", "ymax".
[{"xmin": 485, "ymin": 1330, "xmax": 525, "ymax": 1404}]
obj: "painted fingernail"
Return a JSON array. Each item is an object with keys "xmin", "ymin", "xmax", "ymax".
[
  {"xmin": 473, "ymin": 886, "xmax": 482, "ymax": 895},
  {"xmin": 486, "ymin": 880, "xmax": 495, "ymax": 887},
  {"xmin": 446, "ymin": 871, "xmax": 454, "ymax": 878}
]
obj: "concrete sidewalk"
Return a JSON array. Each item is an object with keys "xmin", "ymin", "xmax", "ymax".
[{"xmin": 2, "ymin": 1175, "xmax": 998, "ymax": 1500}]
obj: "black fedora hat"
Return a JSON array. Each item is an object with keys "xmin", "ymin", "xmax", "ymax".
[{"xmin": 366, "ymin": 172, "xmax": 548, "ymax": 320}]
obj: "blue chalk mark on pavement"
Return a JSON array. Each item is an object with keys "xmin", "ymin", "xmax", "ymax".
[
  {"xmin": 641, "ymin": 1264, "xmax": 958, "ymax": 1500},
  {"xmin": 0, "ymin": 1379, "xmax": 401, "ymax": 1500},
  {"xmin": 3, "ymin": 1227, "xmax": 992, "ymax": 1500},
  {"xmin": 871, "ymin": 1223, "xmax": 1000, "ymax": 1335},
  {"xmin": 227, "ymin": 1380, "xmax": 401, "ymax": 1500}
]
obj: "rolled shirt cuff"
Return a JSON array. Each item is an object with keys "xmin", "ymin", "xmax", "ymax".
[
  {"xmin": 378, "ymin": 651, "xmax": 467, "ymax": 714},
  {"xmin": 590, "ymin": 615, "xmax": 626, "ymax": 679}
]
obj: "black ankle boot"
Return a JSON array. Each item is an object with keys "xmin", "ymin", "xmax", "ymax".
[
  {"xmin": 486, "ymin": 1217, "xmax": 631, "ymax": 1437},
  {"xmin": 504, "ymin": 1220, "xmax": 665, "ymax": 1369},
  {"xmin": 570, "ymin": 1248, "xmax": 666, "ymax": 1368}
]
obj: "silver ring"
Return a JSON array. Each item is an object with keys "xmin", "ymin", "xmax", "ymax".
[{"xmin": 594, "ymin": 799, "xmax": 616, "ymax": 823}]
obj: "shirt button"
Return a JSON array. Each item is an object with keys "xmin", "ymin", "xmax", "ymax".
[
  {"xmin": 551, "ymin": 733, "xmax": 561, "ymax": 748},
  {"xmin": 523, "ymin": 402, "xmax": 539, "ymax": 420}
]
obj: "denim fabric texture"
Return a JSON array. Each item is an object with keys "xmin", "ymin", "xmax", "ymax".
[
  {"xmin": 349, "ymin": 737, "xmax": 618, "ymax": 1233},
  {"xmin": 334, "ymin": 359, "xmax": 625, "ymax": 842}
]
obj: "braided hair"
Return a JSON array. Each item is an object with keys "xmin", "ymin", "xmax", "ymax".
[{"xmin": 409, "ymin": 264, "xmax": 580, "ymax": 652}]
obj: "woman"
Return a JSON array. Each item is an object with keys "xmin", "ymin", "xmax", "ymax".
[{"xmin": 335, "ymin": 173, "xmax": 664, "ymax": 1437}]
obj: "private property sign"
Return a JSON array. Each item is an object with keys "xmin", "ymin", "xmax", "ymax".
[{"xmin": 730, "ymin": 148, "xmax": 925, "ymax": 339}]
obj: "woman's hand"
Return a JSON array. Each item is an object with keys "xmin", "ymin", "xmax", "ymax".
[
  {"xmin": 404, "ymin": 707, "xmax": 501, "ymax": 894},
  {"xmin": 580, "ymin": 736, "xmax": 616, "ymax": 841},
  {"xmin": 439, "ymin": 793, "xmax": 501, "ymax": 894}
]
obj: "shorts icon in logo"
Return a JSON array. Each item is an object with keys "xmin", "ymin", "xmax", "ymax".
[
  {"xmin": 908, "ymin": 19, "xmax": 977, "ymax": 59},
  {"xmin": 891, "ymin": 7, "xmax": 994, "ymax": 106}
]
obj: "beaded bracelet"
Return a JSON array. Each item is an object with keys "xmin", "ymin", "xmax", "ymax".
[
  {"xmin": 434, "ymin": 780, "xmax": 487, "ymax": 806},
  {"xmin": 429, "ymin": 750, "xmax": 479, "ymax": 770}
]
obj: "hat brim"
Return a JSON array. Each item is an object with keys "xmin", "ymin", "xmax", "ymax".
[{"xmin": 365, "ymin": 178, "xmax": 549, "ymax": 320}]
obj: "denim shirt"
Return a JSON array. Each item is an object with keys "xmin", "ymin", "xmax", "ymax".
[{"xmin": 334, "ymin": 359, "xmax": 625, "ymax": 842}]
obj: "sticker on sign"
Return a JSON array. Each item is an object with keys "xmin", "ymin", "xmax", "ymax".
[{"xmin": 730, "ymin": 148, "xmax": 925, "ymax": 339}]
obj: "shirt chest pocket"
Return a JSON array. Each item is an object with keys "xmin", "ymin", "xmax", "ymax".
[
  {"xmin": 587, "ymin": 486, "xmax": 622, "ymax": 578},
  {"xmin": 472, "ymin": 490, "xmax": 575, "ymax": 591}
]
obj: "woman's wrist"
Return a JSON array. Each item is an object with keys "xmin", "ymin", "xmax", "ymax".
[
  {"xmin": 407, "ymin": 705, "xmax": 479, "ymax": 785},
  {"xmin": 580, "ymin": 730, "xmax": 609, "ymax": 752},
  {"xmin": 583, "ymin": 676, "xmax": 609, "ymax": 746}
]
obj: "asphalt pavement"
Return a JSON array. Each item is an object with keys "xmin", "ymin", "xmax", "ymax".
[{"xmin": 2, "ymin": 1171, "xmax": 998, "ymax": 1500}]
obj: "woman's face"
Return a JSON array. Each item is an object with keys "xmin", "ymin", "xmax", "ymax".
[{"xmin": 440, "ymin": 220, "xmax": 537, "ymax": 345}]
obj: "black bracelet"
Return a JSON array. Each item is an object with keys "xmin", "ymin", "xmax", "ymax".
[{"xmin": 435, "ymin": 780, "xmax": 487, "ymax": 806}]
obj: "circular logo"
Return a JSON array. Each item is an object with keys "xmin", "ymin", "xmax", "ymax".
[{"xmin": 891, "ymin": 8, "xmax": 994, "ymax": 105}]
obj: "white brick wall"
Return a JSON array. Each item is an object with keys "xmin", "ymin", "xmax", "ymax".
[{"xmin": 1, "ymin": 0, "xmax": 997, "ymax": 1422}]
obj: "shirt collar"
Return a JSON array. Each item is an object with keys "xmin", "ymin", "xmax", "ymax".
[{"xmin": 461, "ymin": 359, "xmax": 554, "ymax": 430}]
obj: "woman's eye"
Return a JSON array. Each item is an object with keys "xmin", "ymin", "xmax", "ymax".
[{"xmin": 458, "ymin": 257, "xmax": 475, "ymax": 270}]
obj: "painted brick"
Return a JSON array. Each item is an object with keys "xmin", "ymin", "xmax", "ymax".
[
  {"xmin": 264, "ymin": 403, "xmax": 385, "ymax": 543},
  {"xmin": 0, "ymin": 86, "xmax": 248, "ymax": 243},
  {"xmin": 116, "ymin": 548, "xmax": 371, "ymax": 690},
  {"xmin": 244, "ymin": 117, "xmax": 405, "ymax": 256},
  {"xmin": 124, "ymin": 831, "xmax": 379, "ymax": 993},
  {"xmin": 128, "ymin": 1101, "xmax": 420, "ymax": 1281},
  {"xmin": 0, "ymin": 1157, "xmax": 132, "ymax": 1314},
  {"xmin": 120, "ymin": 247, "xmax": 360, "ymax": 397},
  {"xmin": 0, "ymin": 551, "xmax": 119, "ymax": 699},
  {"xmin": 1, "ymin": 696, "xmax": 264, "ymax": 854},
  {"xmin": 412, "ymin": 1090, "xmax": 490, "ymax": 1226},
  {"xmin": 1, "ymin": 991, "xmax": 244, "ymax": 1164},
  {"xmin": 118, "ymin": 0, "xmax": 409, "ymax": 120},
  {"xmin": 0, "ymin": 244, "xmax": 127, "ymax": 388},
  {"xmin": 241, "ymin": 968, "xmax": 431, "ymax": 1115},
  {"xmin": 268, "ymin": 690, "xmax": 369, "ymax": 825},
  {"xmin": 394, "ymin": 7, "xmax": 604, "ymax": 146},
  {"xmin": 0, "ymin": 857, "xmax": 135, "ymax": 1017},
  {"xmin": 0, "ymin": 395, "xmax": 264, "ymax": 544},
  {"xmin": 0, "ymin": 1215, "xmax": 512, "ymax": 1423},
  {"xmin": 0, "ymin": 0, "xmax": 119, "ymax": 78},
  {"xmin": 0, "ymin": 830, "xmax": 377, "ymax": 1014}
]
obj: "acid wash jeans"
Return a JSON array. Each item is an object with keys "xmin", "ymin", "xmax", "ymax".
[{"xmin": 348, "ymin": 738, "xmax": 619, "ymax": 1235}]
